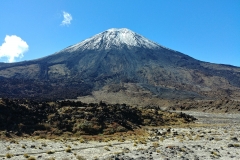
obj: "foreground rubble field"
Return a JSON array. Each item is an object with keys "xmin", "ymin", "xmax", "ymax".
[
  {"xmin": 1, "ymin": 99, "xmax": 240, "ymax": 159},
  {"xmin": 0, "ymin": 113, "xmax": 240, "ymax": 160}
]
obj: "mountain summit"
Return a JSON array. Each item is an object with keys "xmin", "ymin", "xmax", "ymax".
[
  {"xmin": 0, "ymin": 28, "xmax": 240, "ymax": 103},
  {"xmin": 62, "ymin": 28, "xmax": 161, "ymax": 52}
]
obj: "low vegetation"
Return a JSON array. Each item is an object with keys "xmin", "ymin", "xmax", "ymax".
[{"xmin": 0, "ymin": 98, "xmax": 196, "ymax": 138}]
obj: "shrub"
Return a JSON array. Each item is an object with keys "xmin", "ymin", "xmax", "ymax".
[
  {"xmin": 79, "ymin": 138, "xmax": 85, "ymax": 143},
  {"xmin": 152, "ymin": 142, "xmax": 159, "ymax": 148},
  {"xmin": 45, "ymin": 157, "xmax": 55, "ymax": 160},
  {"xmin": 76, "ymin": 155, "xmax": 86, "ymax": 160},
  {"xmin": 104, "ymin": 146, "xmax": 110, "ymax": 151},
  {"xmin": 24, "ymin": 153, "xmax": 29, "ymax": 158},
  {"xmin": 6, "ymin": 153, "xmax": 13, "ymax": 158},
  {"xmin": 42, "ymin": 143, "xmax": 47, "ymax": 147},
  {"xmin": 46, "ymin": 150, "xmax": 55, "ymax": 154},
  {"xmin": 65, "ymin": 147, "xmax": 71, "ymax": 152},
  {"xmin": 234, "ymin": 144, "xmax": 240, "ymax": 147}
]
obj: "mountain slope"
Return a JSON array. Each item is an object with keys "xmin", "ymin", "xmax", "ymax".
[{"xmin": 0, "ymin": 28, "xmax": 240, "ymax": 102}]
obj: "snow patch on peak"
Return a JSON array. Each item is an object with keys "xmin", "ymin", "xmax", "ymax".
[
  {"xmin": 63, "ymin": 28, "xmax": 166, "ymax": 52},
  {"xmin": 106, "ymin": 28, "xmax": 134, "ymax": 33}
]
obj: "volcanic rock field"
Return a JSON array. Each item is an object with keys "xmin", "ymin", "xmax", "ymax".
[{"xmin": 0, "ymin": 99, "xmax": 240, "ymax": 160}]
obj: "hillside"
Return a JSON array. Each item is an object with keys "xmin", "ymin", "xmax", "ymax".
[{"xmin": 0, "ymin": 28, "xmax": 240, "ymax": 103}]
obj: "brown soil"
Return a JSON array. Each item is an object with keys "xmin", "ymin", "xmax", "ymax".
[{"xmin": 168, "ymin": 98, "xmax": 240, "ymax": 113}]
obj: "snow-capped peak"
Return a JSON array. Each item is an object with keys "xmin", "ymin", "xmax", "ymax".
[{"xmin": 63, "ymin": 28, "xmax": 163, "ymax": 52}]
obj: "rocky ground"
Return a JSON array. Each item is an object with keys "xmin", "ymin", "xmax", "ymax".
[
  {"xmin": 168, "ymin": 99, "xmax": 240, "ymax": 114},
  {"xmin": 0, "ymin": 111, "xmax": 240, "ymax": 160}
]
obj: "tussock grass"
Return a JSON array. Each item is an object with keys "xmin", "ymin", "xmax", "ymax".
[
  {"xmin": 46, "ymin": 150, "xmax": 55, "ymax": 154},
  {"xmin": 24, "ymin": 153, "xmax": 29, "ymax": 158},
  {"xmin": 76, "ymin": 155, "xmax": 86, "ymax": 160},
  {"xmin": 27, "ymin": 156, "xmax": 36, "ymax": 160},
  {"xmin": 65, "ymin": 147, "xmax": 72, "ymax": 152},
  {"xmin": 104, "ymin": 146, "xmax": 110, "ymax": 151},
  {"xmin": 6, "ymin": 153, "xmax": 13, "ymax": 158}
]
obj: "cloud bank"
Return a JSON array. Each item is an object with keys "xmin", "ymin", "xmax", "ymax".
[
  {"xmin": 0, "ymin": 35, "xmax": 29, "ymax": 62},
  {"xmin": 61, "ymin": 11, "xmax": 72, "ymax": 26}
]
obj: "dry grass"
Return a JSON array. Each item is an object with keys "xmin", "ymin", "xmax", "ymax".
[
  {"xmin": 27, "ymin": 156, "xmax": 36, "ymax": 160},
  {"xmin": 65, "ymin": 147, "xmax": 72, "ymax": 152},
  {"xmin": 41, "ymin": 142, "xmax": 47, "ymax": 147},
  {"xmin": 24, "ymin": 153, "xmax": 29, "ymax": 158},
  {"xmin": 78, "ymin": 128, "xmax": 148, "ymax": 142},
  {"xmin": 104, "ymin": 146, "xmax": 110, "ymax": 151},
  {"xmin": 6, "ymin": 153, "xmax": 13, "ymax": 158},
  {"xmin": 46, "ymin": 150, "xmax": 55, "ymax": 154},
  {"xmin": 234, "ymin": 144, "xmax": 240, "ymax": 147},
  {"xmin": 152, "ymin": 142, "xmax": 160, "ymax": 148},
  {"xmin": 76, "ymin": 155, "xmax": 86, "ymax": 160},
  {"xmin": 159, "ymin": 136, "xmax": 164, "ymax": 142}
]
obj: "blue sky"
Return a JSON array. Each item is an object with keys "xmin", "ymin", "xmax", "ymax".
[{"xmin": 0, "ymin": 0, "xmax": 239, "ymax": 66}]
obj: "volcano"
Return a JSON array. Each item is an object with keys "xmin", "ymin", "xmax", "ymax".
[{"xmin": 0, "ymin": 28, "xmax": 240, "ymax": 103}]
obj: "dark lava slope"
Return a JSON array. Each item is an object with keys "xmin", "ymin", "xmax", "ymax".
[{"xmin": 0, "ymin": 28, "xmax": 240, "ymax": 101}]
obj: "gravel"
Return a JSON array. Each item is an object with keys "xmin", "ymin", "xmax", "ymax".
[{"xmin": 1, "ymin": 111, "xmax": 240, "ymax": 160}]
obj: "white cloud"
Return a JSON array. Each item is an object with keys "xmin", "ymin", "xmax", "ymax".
[
  {"xmin": 0, "ymin": 35, "xmax": 29, "ymax": 63},
  {"xmin": 61, "ymin": 11, "xmax": 72, "ymax": 26}
]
